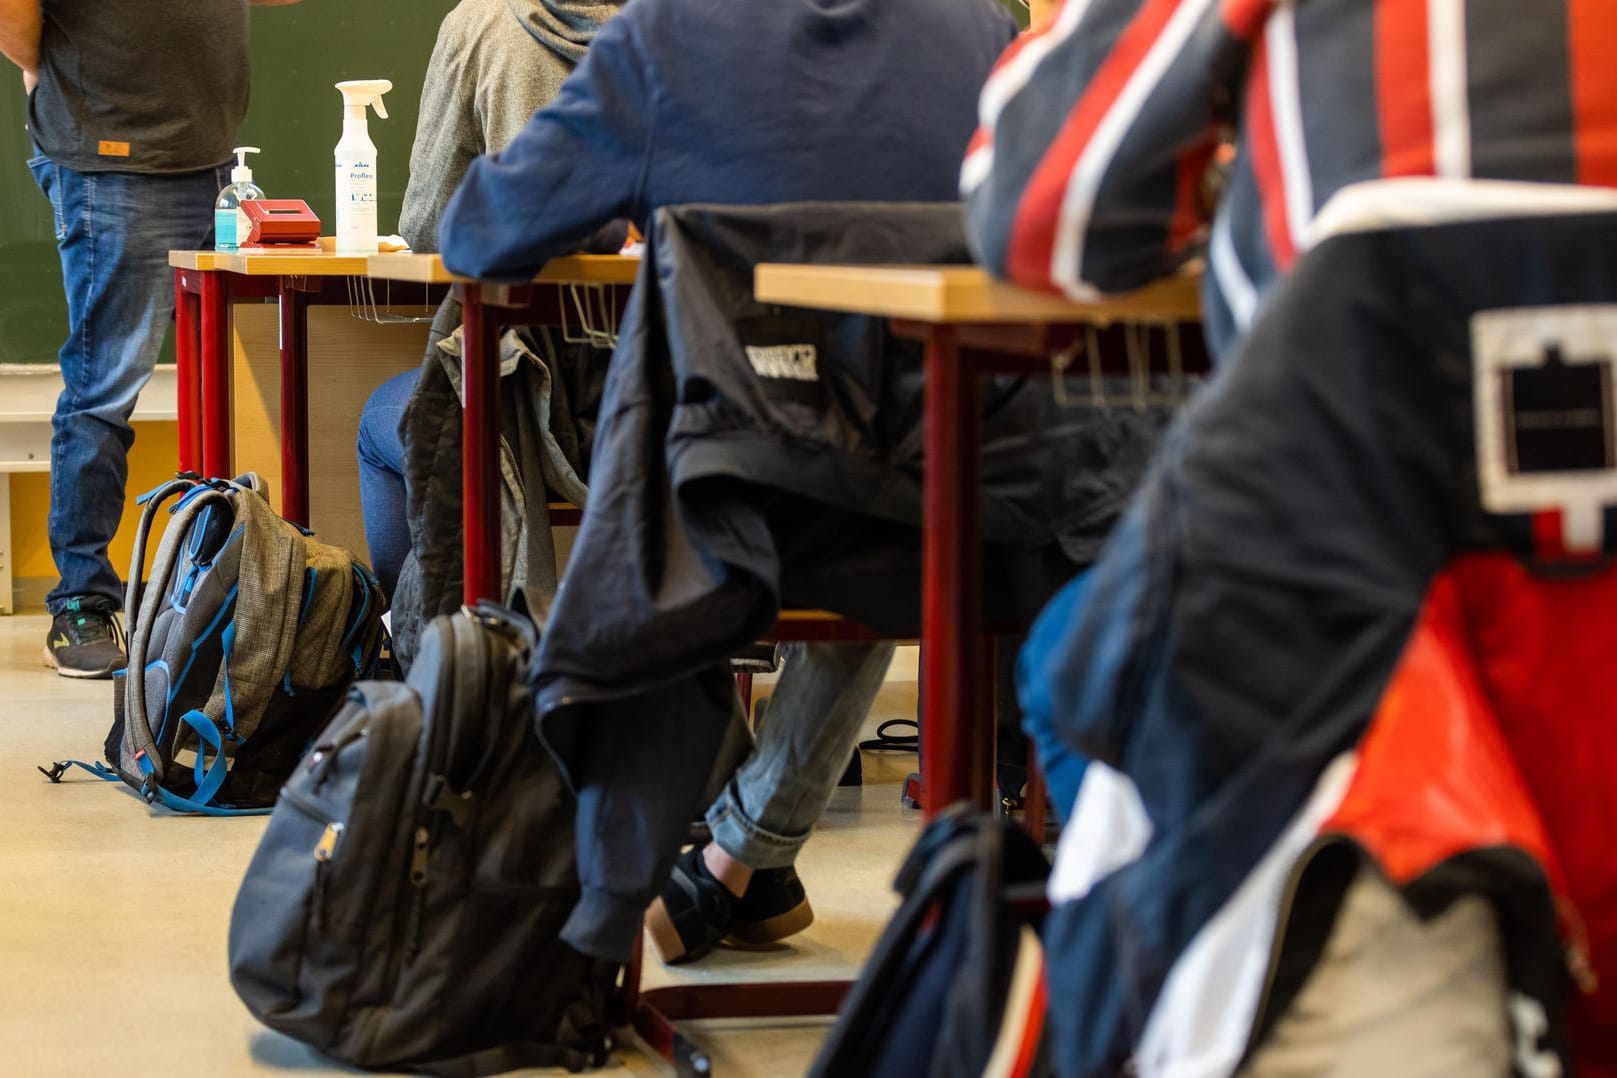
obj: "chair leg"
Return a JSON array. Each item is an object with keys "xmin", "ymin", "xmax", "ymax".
[{"xmin": 631, "ymin": 980, "xmax": 850, "ymax": 1077}]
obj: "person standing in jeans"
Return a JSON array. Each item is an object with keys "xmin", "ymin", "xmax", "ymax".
[{"xmin": 0, "ymin": 0, "xmax": 300, "ymax": 677}]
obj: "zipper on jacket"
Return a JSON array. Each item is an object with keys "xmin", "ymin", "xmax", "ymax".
[{"xmin": 1236, "ymin": 838, "xmax": 1327, "ymax": 1068}]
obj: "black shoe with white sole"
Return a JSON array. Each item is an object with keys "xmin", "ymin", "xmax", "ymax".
[{"xmin": 43, "ymin": 596, "xmax": 127, "ymax": 679}]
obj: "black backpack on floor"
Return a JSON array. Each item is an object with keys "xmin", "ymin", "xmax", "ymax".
[
  {"xmin": 227, "ymin": 603, "xmax": 618, "ymax": 1075},
  {"xmin": 809, "ymin": 806, "xmax": 1054, "ymax": 1078}
]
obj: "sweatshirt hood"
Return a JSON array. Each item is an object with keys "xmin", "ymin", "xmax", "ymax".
[{"xmin": 506, "ymin": 0, "xmax": 623, "ymax": 64}]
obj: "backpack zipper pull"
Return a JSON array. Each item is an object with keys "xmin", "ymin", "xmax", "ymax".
[
  {"xmin": 311, "ymin": 823, "xmax": 342, "ymax": 932},
  {"xmin": 404, "ymin": 826, "xmax": 432, "ymax": 962},
  {"xmin": 313, "ymin": 822, "xmax": 343, "ymax": 862},
  {"xmin": 409, "ymin": 825, "xmax": 430, "ymax": 885}
]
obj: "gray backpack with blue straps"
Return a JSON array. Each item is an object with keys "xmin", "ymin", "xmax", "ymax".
[{"xmin": 44, "ymin": 474, "xmax": 387, "ymax": 814}]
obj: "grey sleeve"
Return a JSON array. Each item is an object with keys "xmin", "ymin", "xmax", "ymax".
[{"xmin": 399, "ymin": 21, "xmax": 483, "ymax": 254}]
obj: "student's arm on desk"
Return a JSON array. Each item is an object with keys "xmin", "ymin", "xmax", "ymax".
[
  {"xmin": 0, "ymin": 0, "xmax": 40, "ymax": 91},
  {"xmin": 961, "ymin": 0, "xmax": 1242, "ymax": 297},
  {"xmin": 438, "ymin": 11, "xmax": 649, "ymax": 279}
]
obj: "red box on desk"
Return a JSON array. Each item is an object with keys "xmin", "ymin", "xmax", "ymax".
[{"xmin": 241, "ymin": 200, "xmax": 322, "ymax": 248}]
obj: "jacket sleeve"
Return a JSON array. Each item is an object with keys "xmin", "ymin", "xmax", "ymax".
[
  {"xmin": 962, "ymin": 0, "xmax": 1255, "ymax": 298},
  {"xmin": 438, "ymin": 12, "xmax": 651, "ymax": 280},
  {"xmin": 399, "ymin": 16, "xmax": 482, "ymax": 255}
]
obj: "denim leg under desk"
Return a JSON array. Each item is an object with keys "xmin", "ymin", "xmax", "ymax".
[
  {"xmin": 706, "ymin": 640, "xmax": 897, "ymax": 870},
  {"xmin": 28, "ymin": 156, "xmax": 224, "ymax": 613},
  {"xmin": 356, "ymin": 369, "xmax": 420, "ymax": 597}
]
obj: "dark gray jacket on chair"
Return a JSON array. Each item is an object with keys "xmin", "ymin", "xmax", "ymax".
[{"xmin": 534, "ymin": 201, "xmax": 1175, "ymax": 963}]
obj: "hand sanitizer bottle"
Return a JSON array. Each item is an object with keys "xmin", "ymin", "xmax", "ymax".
[
  {"xmin": 214, "ymin": 146, "xmax": 264, "ymax": 252},
  {"xmin": 334, "ymin": 79, "xmax": 393, "ymax": 255}
]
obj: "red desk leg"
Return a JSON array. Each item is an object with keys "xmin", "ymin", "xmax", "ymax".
[
  {"xmin": 199, "ymin": 270, "xmax": 232, "ymax": 479},
  {"xmin": 173, "ymin": 269, "xmax": 203, "ymax": 473},
  {"xmin": 460, "ymin": 283, "xmax": 503, "ymax": 604},
  {"xmin": 1024, "ymin": 745, "xmax": 1048, "ymax": 843},
  {"xmin": 920, "ymin": 325, "xmax": 989, "ymax": 816},
  {"xmin": 278, "ymin": 281, "xmax": 312, "ymax": 526}
]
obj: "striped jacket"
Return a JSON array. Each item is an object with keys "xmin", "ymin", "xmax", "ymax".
[{"xmin": 962, "ymin": 0, "xmax": 1617, "ymax": 350}]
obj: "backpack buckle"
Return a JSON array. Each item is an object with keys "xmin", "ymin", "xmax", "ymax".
[{"xmin": 422, "ymin": 773, "xmax": 475, "ymax": 828}]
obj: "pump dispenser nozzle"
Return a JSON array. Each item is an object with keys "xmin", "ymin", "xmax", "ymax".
[
  {"xmin": 230, "ymin": 146, "xmax": 260, "ymax": 184},
  {"xmin": 216, "ymin": 146, "xmax": 266, "ymax": 251}
]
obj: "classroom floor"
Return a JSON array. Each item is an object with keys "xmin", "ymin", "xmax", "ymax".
[{"xmin": 0, "ymin": 615, "xmax": 924, "ymax": 1077}]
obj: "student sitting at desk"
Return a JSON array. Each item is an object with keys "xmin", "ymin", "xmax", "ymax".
[
  {"xmin": 356, "ymin": 0, "xmax": 625, "ymax": 603},
  {"xmin": 436, "ymin": 0, "xmax": 1018, "ymax": 966}
]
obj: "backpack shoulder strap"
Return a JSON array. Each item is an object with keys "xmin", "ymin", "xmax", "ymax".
[
  {"xmin": 124, "ymin": 477, "xmax": 198, "ymax": 623},
  {"xmin": 122, "ymin": 482, "xmax": 235, "ymax": 788},
  {"xmin": 806, "ymin": 831, "xmax": 982, "ymax": 1078}
]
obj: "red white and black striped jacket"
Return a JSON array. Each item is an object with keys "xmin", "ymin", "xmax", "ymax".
[{"xmin": 962, "ymin": 0, "xmax": 1617, "ymax": 349}]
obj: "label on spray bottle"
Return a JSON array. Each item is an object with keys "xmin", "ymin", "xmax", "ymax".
[{"xmin": 335, "ymin": 158, "xmax": 378, "ymax": 254}]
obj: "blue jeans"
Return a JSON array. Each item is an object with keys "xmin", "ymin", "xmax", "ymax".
[
  {"xmin": 356, "ymin": 369, "xmax": 419, "ymax": 597},
  {"xmin": 706, "ymin": 640, "xmax": 896, "ymax": 869},
  {"xmin": 28, "ymin": 152, "xmax": 224, "ymax": 614}
]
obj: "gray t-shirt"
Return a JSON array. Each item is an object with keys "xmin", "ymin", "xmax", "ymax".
[{"xmin": 28, "ymin": 0, "xmax": 251, "ymax": 174}]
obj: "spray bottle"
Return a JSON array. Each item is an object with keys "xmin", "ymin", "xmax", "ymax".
[
  {"xmin": 214, "ymin": 146, "xmax": 264, "ymax": 252},
  {"xmin": 333, "ymin": 79, "xmax": 392, "ymax": 255}
]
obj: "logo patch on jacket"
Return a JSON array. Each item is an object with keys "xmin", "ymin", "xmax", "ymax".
[
  {"xmin": 736, "ymin": 309, "xmax": 828, "ymax": 407},
  {"xmin": 746, "ymin": 343, "xmax": 819, "ymax": 382},
  {"xmin": 1473, "ymin": 304, "xmax": 1617, "ymax": 552},
  {"xmin": 97, "ymin": 140, "xmax": 131, "ymax": 158}
]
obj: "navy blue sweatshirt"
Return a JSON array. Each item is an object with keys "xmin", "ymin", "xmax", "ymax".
[{"xmin": 439, "ymin": 0, "xmax": 1019, "ymax": 278}]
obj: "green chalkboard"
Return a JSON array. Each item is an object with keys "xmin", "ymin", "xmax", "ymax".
[
  {"xmin": 0, "ymin": 1, "xmax": 452, "ymax": 365},
  {"xmin": 0, "ymin": 0, "xmax": 1028, "ymax": 364}
]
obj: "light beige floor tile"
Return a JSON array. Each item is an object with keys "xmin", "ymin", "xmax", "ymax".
[{"xmin": 0, "ymin": 615, "xmax": 922, "ymax": 1076}]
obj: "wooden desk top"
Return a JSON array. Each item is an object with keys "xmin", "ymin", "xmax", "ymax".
[
  {"xmin": 170, "ymin": 241, "xmax": 387, "ymax": 277},
  {"xmin": 168, "ymin": 250, "xmax": 220, "ymax": 271},
  {"xmin": 754, "ymin": 264, "xmax": 1201, "ymax": 324},
  {"xmin": 213, "ymin": 249, "xmax": 374, "ymax": 277},
  {"xmin": 364, "ymin": 252, "xmax": 640, "ymax": 285}
]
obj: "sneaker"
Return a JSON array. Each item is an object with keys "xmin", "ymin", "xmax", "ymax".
[
  {"xmin": 729, "ymin": 862, "xmax": 814, "ymax": 945},
  {"xmin": 645, "ymin": 846, "xmax": 815, "ymax": 964},
  {"xmin": 42, "ymin": 596, "xmax": 127, "ymax": 679}
]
